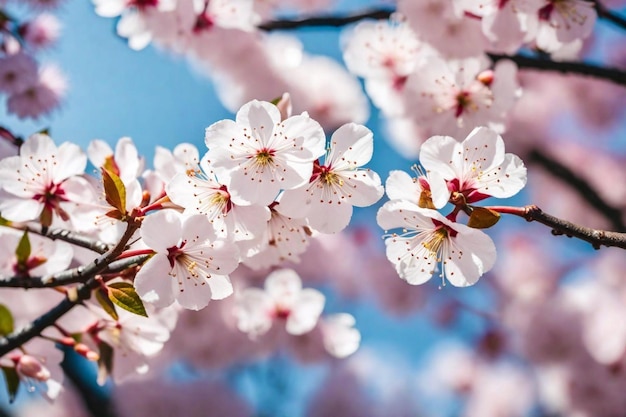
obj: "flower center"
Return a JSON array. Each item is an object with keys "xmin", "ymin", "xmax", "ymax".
[{"xmin": 254, "ymin": 148, "xmax": 275, "ymax": 166}]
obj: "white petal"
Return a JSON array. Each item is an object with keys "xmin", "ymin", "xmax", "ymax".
[
  {"xmin": 321, "ymin": 313, "xmax": 361, "ymax": 358},
  {"xmin": 52, "ymin": 142, "xmax": 87, "ymax": 183},
  {"xmin": 476, "ymin": 153, "xmax": 527, "ymax": 199},
  {"xmin": 0, "ymin": 197, "xmax": 42, "ymax": 222},
  {"xmin": 207, "ymin": 274, "xmax": 234, "ymax": 300},
  {"xmin": 235, "ymin": 288, "xmax": 274, "ymax": 336},
  {"xmin": 443, "ymin": 224, "xmax": 496, "ymax": 287},
  {"xmin": 419, "ymin": 135, "xmax": 460, "ymax": 180},
  {"xmin": 141, "ymin": 210, "xmax": 182, "ymax": 252},
  {"xmin": 326, "ymin": 123, "xmax": 373, "ymax": 169},
  {"xmin": 134, "ymin": 255, "xmax": 176, "ymax": 308},
  {"xmin": 87, "ymin": 139, "xmax": 113, "ymax": 170},
  {"xmin": 461, "ymin": 126, "xmax": 505, "ymax": 177},
  {"xmin": 307, "ymin": 200, "xmax": 353, "ymax": 234},
  {"xmin": 287, "ymin": 288, "xmax": 325, "ymax": 335},
  {"xmin": 175, "ymin": 275, "xmax": 213, "ymax": 311},
  {"xmin": 385, "ymin": 170, "xmax": 421, "ymax": 202},
  {"xmin": 265, "ymin": 268, "xmax": 303, "ymax": 304}
]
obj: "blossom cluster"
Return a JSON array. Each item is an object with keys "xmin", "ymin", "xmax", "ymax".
[
  {"xmin": 377, "ymin": 126, "xmax": 527, "ymax": 287},
  {"xmin": 0, "ymin": 97, "xmax": 381, "ymax": 395}
]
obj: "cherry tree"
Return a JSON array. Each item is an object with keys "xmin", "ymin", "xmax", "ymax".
[{"xmin": 0, "ymin": 0, "xmax": 626, "ymax": 416}]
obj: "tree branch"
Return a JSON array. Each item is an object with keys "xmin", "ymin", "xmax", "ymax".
[
  {"xmin": 528, "ymin": 148, "xmax": 625, "ymax": 232},
  {"xmin": 488, "ymin": 53, "xmax": 626, "ymax": 87},
  {"xmin": 5, "ymin": 223, "xmax": 110, "ymax": 254},
  {"xmin": 488, "ymin": 205, "xmax": 626, "ymax": 249},
  {"xmin": 258, "ymin": 7, "xmax": 393, "ymax": 31},
  {"xmin": 0, "ymin": 220, "xmax": 141, "ymax": 357},
  {"xmin": 593, "ymin": 0, "xmax": 626, "ymax": 31},
  {"xmin": 0, "ymin": 255, "xmax": 148, "ymax": 289}
]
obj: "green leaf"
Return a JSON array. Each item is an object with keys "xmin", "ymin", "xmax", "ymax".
[
  {"xmin": 96, "ymin": 341, "xmax": 114, "ymax": 386},
  {"xmin": 467, "ymin": 207, "xmax": 501, "ymax": 229},
  {"xmin": 101, "ymin": 168, "xmax": 126, "ymax": 215},
  {"xmin": 15, "ymin": 231, "xmax": 31, "ymax": 266},
  {"xmin": 0, "ymin": 304, "xmax": 14, "ymax": 336},
  {"xmin": 2, "ymin": 366, "xmax": 20, "ymax": 403},
  {"xmin": 95, "ymin": 288, "xmax": 119, "ymax": 321},
  {"xmin": 108, "ymin": 283, "xmax": 148, "ymax": 317},
  {"xmin": 0, "ymin": 215, "xmax": 10, "ymax": 226},
  {"xmin": 270, "ymin": 95, "xmax": 282, "ymax": 105}
]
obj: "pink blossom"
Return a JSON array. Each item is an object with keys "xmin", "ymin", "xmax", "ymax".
[
  {"xmin": 7, "ymin": 64, "xmax": 67, "ymax": 120},
  {"xmin": 0, "ymin": 53, "xmax": 38, "ymax": 95}
]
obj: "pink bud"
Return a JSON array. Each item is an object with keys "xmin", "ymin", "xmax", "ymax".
[{"xmin": 16, "ymin": 355, "xmax": 50, "ymax": 382}]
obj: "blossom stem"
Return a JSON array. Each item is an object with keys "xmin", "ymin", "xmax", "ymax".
[
  {"xmin": 487, "ymin": 205, "xmax": 626, "ymax": 249},
  {"xmin": 488, "ymin": 53, "xmax": 626, "ymax": 87},
  {"xmin": 0, "ymin": 220, "xmax": 142, "ymax": 357}
]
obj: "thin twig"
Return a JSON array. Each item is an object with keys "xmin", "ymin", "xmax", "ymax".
[
  {"xmin": 5, "ymin": 223, "xmax": 110, "ymax": 254},
  {"xmin": 0, "ymin": 220, "xmax": 141, "ymax": 357},
  {"xmin": 528, "ymin": 148, "xmax": 626, "ymax": 232},
  {"xmin": 258, "ymin": 7, "xmax": 393, "ymax": 30},
  {"xmin": 488, "ymin": 205, "xmax": 626, "ymax": 249},
  {"xmin": 0, "ymin": 255, "xmax": 148, "ymax": 289},
  {"xmin": 488, "ymin": 53, "xmax": 626, "ymax": 87}
]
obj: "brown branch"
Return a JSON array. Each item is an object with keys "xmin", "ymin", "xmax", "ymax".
[
  {"xmin": 592, "ymin": 0, "xmax": 626, "ymax": 31},
  {"xmin": 5, "ymin": 223, "xmax": 110, "ymax": 254},
  {"xmin": 488, "ymin": 53, "xmax": 626, "ymax": 87},
  {"xmin": 0, "ymin": 220, "xmax": 141, "ymax": 357},
  {"xmin": 489, "ymin": 205, "xmax": 626, "ymax": 249},
  {"xmin": 0, "ymin": 254, "xmax": 148, "ymax": 289},
  {"xmin": 258, "ymin": 7, "xmax": 393, "ymax": 31},
  {"xmin": 528, "ymin": 148, "xmax": 626, "ymax": 232}
]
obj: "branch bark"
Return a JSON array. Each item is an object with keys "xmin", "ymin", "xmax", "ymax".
[
  {"xmin": 488, "ymin": 53, "xmax": 626, "ymax": 87},
  {"xmin": 0, "ymin": 255, "xmax": 148, "ymax": 289},
  {"xmin": 489, "ymin": 205, "xmax": 626, "ymax": 249},
  {"xmin": 6, "ymin": 223, "xmax": 110, "ymax": 254},
  {"xmin": 258, "ymin": 7, "xmax": 393, "ymax": 30}
]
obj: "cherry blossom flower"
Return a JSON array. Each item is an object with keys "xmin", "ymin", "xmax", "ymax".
[
  {"xmin": 342, "ymin": 19, "xmax": 422, "ymax": 115},
  {"xmin": 419, "ymin": 126, "xmax": 527, "ymax": 203},
  {"xmin": 279, "ymin": 123, "xmax": 384, "ymax": 234},
  {"xmin": 153, "ymin": 143, "xmax": 201, "ymax": 183},
  {"xmin": 0, "ymin": 133, "xmax": 96, "ymax": 228},
  {"xmin": 6, "ymin": 64, "xmax": 67, "ymax": 120},
  {"xmin": 454, "ymin": 0, "xmax": 543, "ymax": 53},
  {"xmin": 204, "ymin": 99, "xmax": 325, "ymax": 205},
  {"xmin": 0, "ymin": 228, "xmax": 73, "ymax": 280},
  {"xmin": 88, "ymin": 137, "xmax": 145, "ymax": 211},
  {"xmin": 89, "ymin": 305, "xmax": 175, "ymax": 382},
  {"xmin": 166, "ymin": 154, "xmax": 271, "ymax": 247},
  {"xmin": 377, "ymin": 201, "xmax": 497, "ymax": 286},
  {"xmin": 242, "ymin": 201, "xmax": 311, "ymax": 269},
  {"xmin": 19, "ymin": 13, "xmax": 62, "ymax": 50},
  {"xmin": 384, "ymin": 169, "xmax": 449, "ymax": 210},
  {"xmin": 235, "ymin": 268, "xmax": 325, "ymax": 337},
  {"xmin": 534, "ymin": 0, "xmax": 596, "ymax": 53},
  {"xmin": 134, "ymin": 210, "xmax": 240, "ymax": 311},
  {"xmin": 0, "ymin": 53, "xmax": 39, "ymax": 95},
  {"xmin": 404, "ymin": 56, "xmax": 520, "ymax": 138}
]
